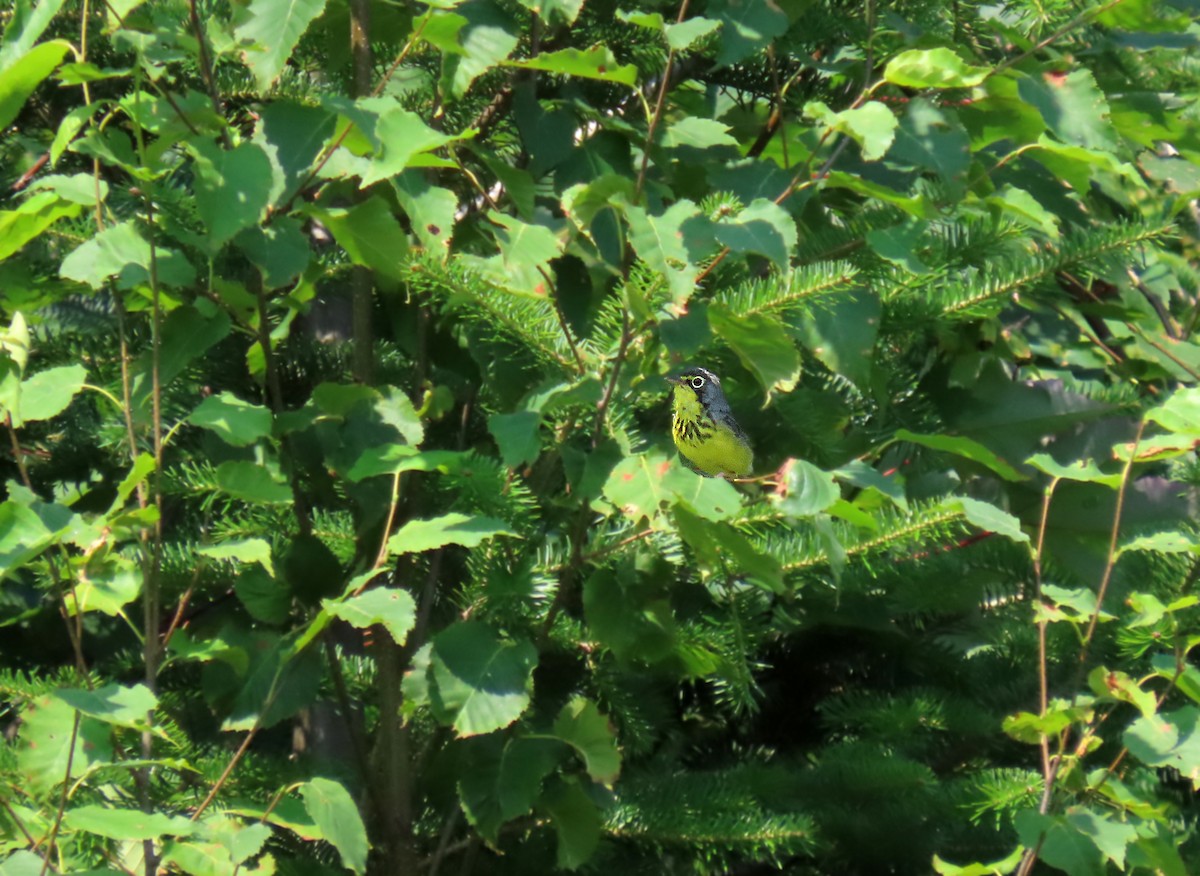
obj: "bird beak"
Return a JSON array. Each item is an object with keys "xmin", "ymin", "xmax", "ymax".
[{"xmin": 665, "ymin": 375, "xmax": 682, "ymax": 386}]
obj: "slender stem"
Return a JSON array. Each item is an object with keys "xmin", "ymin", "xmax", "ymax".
[
  {"xmin": 1033, "ymin": 479, "xmax": 1059, "ymax": 786},
  {"xmin": 1018, "ymin": 419, "xmax": 1145, "ymax": 876},
  {"xmin": 1079, "ymin": 420, "xmax": 1144, "ymax": 661},
  {"xmin": 323, "ymin": 635, "xmax": 378, "ymax": 808},
  {"xmin": 536, "ymin": 264, "xmax": 586, "ymax": 373},
  {"xmin": 634, "ymin": 0, "xmax": 692, "ymax": 199},
  {"xmin": 37, "ymin": 712, "xmax": 80, "ymax": 876},
  {"xmin": 991, "ymin": 0, "xmax": 1130, "ymax": 79},
  {"xmin": 188, "ymin": 0, "xmax": 232, "ymax": 149},
  {"xmin": 591, "ymin": 308, "xmax": 632, "ymax": 445},
  {"xmin": 190, "ymin": 725, "xmax": 261, "ymax": 820}
]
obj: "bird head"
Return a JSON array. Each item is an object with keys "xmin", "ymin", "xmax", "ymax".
[{"xmin": 666, "ymin": 366, "xmax": 724, "ymax": 407}]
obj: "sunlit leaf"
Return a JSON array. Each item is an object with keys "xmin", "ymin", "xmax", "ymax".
[
  {"xmin": 388, "ymin": 513, "xmax": 515, "ymax": 555},
  {"xmin": 233, "ymin": 0, "xmax": 328, "ymax": 92},
  {"xmin": 301, "ymin": 778, "xmax": 369, "ymax": 875},
  {"xmin": 883, "ymin": 48, "xmax": 989, "ymax": 88},
  {"xmin": 428, "ymin": 621, "xmax": 537, "ymax": 736}
]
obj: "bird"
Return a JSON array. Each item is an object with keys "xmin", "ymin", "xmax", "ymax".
[{"xmin": 666, "ymin": 366, "xmax": 754, "ymax": 479}]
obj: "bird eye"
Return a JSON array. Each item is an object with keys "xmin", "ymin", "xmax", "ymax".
[{"xmin": 690, "ymin": 376, "xmax": 706, "ymax": 389}]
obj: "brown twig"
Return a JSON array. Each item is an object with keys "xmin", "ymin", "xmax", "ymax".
[{"xmin": 634, "ymin": 0, "xmax": 692, "ymax": 199}]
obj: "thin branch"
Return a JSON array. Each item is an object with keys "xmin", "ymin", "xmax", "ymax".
[
  {"xmin": 1079, "ymin": 419, "xmax": 1144, "ymax": 660},
  {"xmin": 990, "ymin": 0, "xmax": 1130, "ymax": 80},
  {"xmin": 37, "ymin": 712, "xmax": 80, "ymax": 876},
  {"xmin": 536, "ymin": 264, "xmax": 586, "ymax": 373},
  {"xmin": 188, "ymin": 0, "xmax": 232, "ymax": 149},
  {"xmin": 634, "ymin": 0, "xmax": 692, "ymax": 199}
]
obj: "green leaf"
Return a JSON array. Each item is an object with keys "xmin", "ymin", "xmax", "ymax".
[
  {"xmin": 376, "ymin": 386, "xmax": 424, "ymax": 446},
  {"xmin": 507, "ymin": 46, "xmax": 636, "ymax": 85},
  {"xmin": 110, "ymin": 453, "xmax": 156, "ymax": 513},
  {"xmin": 621, "ymin": 199, "xmax": 709, "ymax": 307},
  {"xmin": 15, "ymin": 363, "xmax": 86, "ymax": 425},
  {"xmin": 458, "ymin": 735, "xmax": 560, "ymax": 842},
  {"xmin": 1024, "ymin": 454, "xmax": 1122, "ymax": 488},
  {"xmin": 28, "ymin": 172, "xmax": 109, "ymax": 205},
  {"xmin": 366, "ymin": 100, "xmax": 468, "ymax": 184},
  {"xmin": 793, "ymin": 287, "xmax": 879, "ymax": 387},
  {"xmin": 805, "ymin": 100, "xmax": 898, "ymax": 161},
  {"xmin": 235, "ymin": 217, "xmax": 310, "ymax": 288},
  {"xmin": 191, "ymin": 140, "xmax": 276, "ymax": 249},
  {"xmin": 223, "ymin": 633, "xmax": 322, "ymax": 730},
  {"xmin": 188, "ymin": 392, "xmax": 273, "ymax": 447},
  {"xmin": 256, "ymin": 101, "xmax": 337, "ymax": 203},
  {"xmin": 895, "ymin": 429, "xmax": 1025, "ymax": 481},
  {"xmin": 324, "ymin": 588, "xmax": 416, "ymax": 646},
  {"xmin": 712, "ymin": 198, "xmax": 797, "ymax": 269},
  {"xmin": 602, "ymin": 452, "xmax": 742, "ymax": 524},
  {"xmin": 69, "ymin": 560, "xmax": 142, "ymax": 616},
  {"xmin": 131, "ymin": 306, "xmax": 231, "ymax": 414},
  {"xmin": 235, "ymin": 567, "xmax": 291, "ymax": 624},
  {"xmin": 441, "ymin": 1, "xmax": 519, "ymax": 98},
  {"xmin": 709, "ymin": 303, "xmax": 801, "ymax": 399},
  {"xmin": 388, "ymin": 513, "xmax": 515, "ymax": 555},
  {"xmin": 1125, "ymin": 706, "xmax": 1200, "ymax": 786},
  {"xmin": 883, "ymin": 48, "xmax": 989, "ymax": 88},
  {"xmin": 865, "ymin": 222, "xmax": 929, "ymax": 274},
  {"xmin": 553, "ymin": 697, "xmax": 621, "ymax": 786},
  {"xmin": 0, "ymin": 1, "xmax": 69, "ymax": 73},
  {"xmin": 310, "ymin": 197, "xmax": 408, "ymax": 280},
  {"xmin": 16, "ymin": 695, "xmax": 113, "ymax": 796},
  {"xmin": 1088, "ymin": 667, "xmax": 1156, "ymax": 718},
  {"xmin": 1145, "ymin": 386, "xmax": 1200, "ymax": 434},
  {"xmin": 0, "ymin": 851, "xmax": 45, "ymax": 876},
  {"xmin": 932, "ymin": 848, "xmax": 1024, "ymax": 876},
  {"xmin": 0, "ymin": 191, "xmax": 82, "ymax": 262},
  {"xmin": 988, "ymin": 185, "xmax": 1060, "ymax": 238},
  {"xmin": 674, "ymin": 505, "xmax": 785, "ymax": 592},
  {"xmin": 393, "ymin": 172, "xmax": 458, "ymax": 256},
  {"xmin": 890, "ymin": 100, "xmax": 971, "ymax": 186},
  {"xmin": 233, "ymin": 0, "xmax": 328, "ymax": 92},
  {"xmin": 197, "ymin": 538, "xmax": 276, "ymax": 577},
  {"xmin": 347, "ymin": 446, "xmax": 467, "ymax": 481},
  {"xmin": 665, "ymin": 16, "xmax": 721, "ymax": 50},
  {"xmin": 662, "ymin": 117, "xmax": 737, "ymax": 148},
  {"xmin": 466, "ymin": 212, "xmax": 563, "ymax": 297},
  {"xmin": 708, "ymin": 0, "xmax": 787, "ymax": 66},
  {"xmin": 1118, "ymin": 530, "xmax": 1200, "ymax": 557},
  {"xmin": 60, "ymin": 221, "xmax": 195, "ymax": 290},
  {"xmin": 160, "ymin": 840, "xmax": 236, "ymax": 876},
  {"xmin": 489, "ymin": 411, "xmax": 542, "ymax": 468},
  {"xmin": 65, "ymin": 805, "xmax": 195, "ymax": 840},
  {"xmin": 544, "ymin": 777, "xmax": 601, "ymax": 870},
  {"xmin": 834, "ymin": 459, "xmax": 908, "ymax": 512},
  {"xmin": 1017, "ymin": 70, "xmax": 1117, "ymax": 151},
  {"xmin": 215, "ymin": 460, "xmax": 292, "ymax": 504},
  {"xmin": 300, "ymin": 778, "xmax": 369, "ymax": 875},
  {"xmin": 948, "ymin": 497, "xmax": 1029, "ymax": 544},
  {"xmin": 429, "ymin": 621, "xmax": 537, "ymax": 736},
  {"xmin": 0, "ymin": 40, "xmax": 70, "ymax": 131},
  {"xmin": 55, "ymin": 683, "xmax": 158, "ymax": 730},
  {"xmin": 772, "ymin": 458, "xmax": 839, "ymax": 518},
  {"xmin": 1015, "ymin": 807, "xmax": 1138, "ymax": 875},
  {"xmin": 0, "ymin": 500, "xmax": 53, "ymax": 581},
  {"xmin": 1038, "ymin": 584, "xmax": 1111, "ymax": 624}
]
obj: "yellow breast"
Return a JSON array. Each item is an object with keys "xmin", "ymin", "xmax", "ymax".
[{"xmin": 671, "ymin": 388, "xmax": 753, "ymax": 477}]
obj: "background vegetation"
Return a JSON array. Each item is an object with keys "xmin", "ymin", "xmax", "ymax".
[{"xmin": 3, "ymin": 0, "xmax": 1200, "ymax": 873}]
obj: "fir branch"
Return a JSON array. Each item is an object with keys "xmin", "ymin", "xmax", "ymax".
[{"xmin": 933, "ymin": 222, "xmax": 1174, "ymax": 319}]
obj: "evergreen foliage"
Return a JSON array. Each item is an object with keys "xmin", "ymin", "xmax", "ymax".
[{"xmin": 2, "ymin": 0, "xmax": 1200, "ymax": 874}]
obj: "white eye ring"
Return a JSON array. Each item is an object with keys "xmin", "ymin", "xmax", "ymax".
[{"xmin": 690, "ymin": 376, "xmax": 705, "ymax": 389}]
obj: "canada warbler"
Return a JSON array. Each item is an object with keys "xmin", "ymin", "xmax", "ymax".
[{"xmin": 666, "ymin": 367, "xmax": 753, "ymax": 478}]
